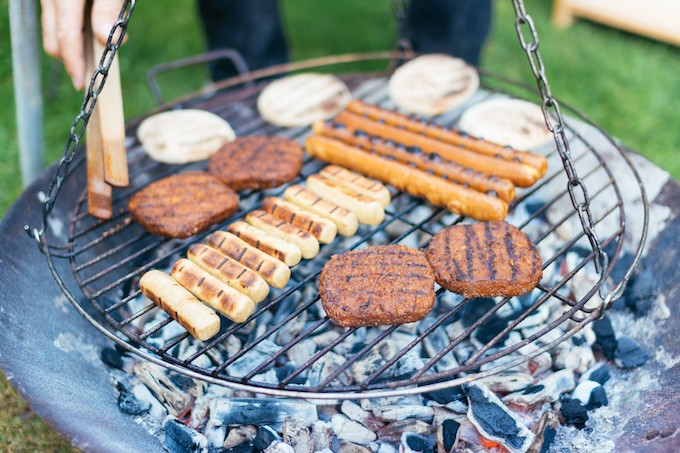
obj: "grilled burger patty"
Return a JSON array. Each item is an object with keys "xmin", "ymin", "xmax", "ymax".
[
  {"xmin": 208, "ymin": 135, "xmax": 303, "ymax": 191},
  {"xmin": 128, "ymin": 171, "xmax": 238, "ymax": 238},
  {"xmin": 426, "ymin": 221, "xmax": 542, "ymax": 299},
  {"xmin": 319, "ymin": 244, "xmax": 436, "ymax": 327}
]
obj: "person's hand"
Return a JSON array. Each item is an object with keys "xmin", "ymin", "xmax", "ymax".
[{"xmin": 41, "ymin": 0, "xmax": 124, "ymax": 90}]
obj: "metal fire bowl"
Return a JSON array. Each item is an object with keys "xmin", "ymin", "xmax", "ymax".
[
  {"xmin": 2, "ymin": 162, "xmax": 680, "ymax": 452},
  {"xmin": 1, "ymin": 54, "xmax": 678, "ymax": 450}
]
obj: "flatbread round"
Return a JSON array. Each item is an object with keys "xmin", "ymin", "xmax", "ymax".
[
  {"xmin": 388, "ymin": 54, "xmax": 479, "ymax": 116},
  {"xmin": 137, "ymin": 109, "xmax": 236, "ymax": 164},
  {"xmin": 458, "ymin": 98, "xmax": 554, "ymax": 150},
  {"xmin": 257, "ymin": 73, "xmax": 352, "ymax": 127}
]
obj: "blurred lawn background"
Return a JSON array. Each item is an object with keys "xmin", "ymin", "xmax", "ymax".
[{"xmin": 1, "ymin": 0, "xmax": 679, "ymax": 450}]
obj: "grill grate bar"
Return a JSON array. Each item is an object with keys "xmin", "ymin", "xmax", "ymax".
[
  {"xmin": 359, "ymin": 288, "xmax": 464, "ymax": 387},
  {"xmin": 157, "ymin": 332, "xmax": 191, "ymax": 355},
  {"xmin": 81, "ymin": 238, "xmax": 167, "ymax": 287},
  {"xmin": 210, "ymin": 295, "xmax": 323, "ymax": 375},
  {"xmin": 74, "ymin": 231, "xmax": 151, "ymax": 272},
  {"xmin": 119, "ymin": 302, "xmax": 157, "ymax": 328},
  {"xmin": 313, "ymin": 323, "xmax": 402, "ymax": 390},
  {"xmin": 278, "ymin": 327, "xmax": 358, "ymax": 387},
  {"xmin": 240, "ymin": 317, "xmax": 331, "ymax": 381},
  {"xmin": 137, "ymin": 316, "xmax": 174, "ymax": 340},
  {"xmin": 104, "ymin": 289, "xmax": 141, "ymax": 314}
]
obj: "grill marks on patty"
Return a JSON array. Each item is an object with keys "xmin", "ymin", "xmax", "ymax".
[
  {"xmin": 426, "ymin": 220, "xmax": 542, "ymax": 299},
  {"xmin": 208, "ymin": 136, "xmax": 303, "ymax": 191},
  {"xmin": 128, "ymin": 171, "xmax": 239, "ymax": 238},
  {"xmin": 319, "ymin": 244, "xmax": 436, "ymax": 327}
]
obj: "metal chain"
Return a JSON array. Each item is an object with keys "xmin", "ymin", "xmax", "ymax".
[
  {"xmin": 510, "ymin": 0, "xmax": 609, "ymax": 300},
  {"xmin": 392, "ymin": 0, "xmax": 413, "ymax": 52},
  {"xmin": 25, "ymin": 0, "xmax": 137, "ymax": 242}
]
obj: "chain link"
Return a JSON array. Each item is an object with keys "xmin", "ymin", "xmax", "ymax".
[
  {"xmin": 25, "ymin": 0, "xmax": 136, "ymax": 242},
  {"xmin": 392, "ymin": 0, "xmax": 413, "ymax": 52},
  {"xmin": 510, "ymin": 0, "xmax": 609, "ymax": 299}
]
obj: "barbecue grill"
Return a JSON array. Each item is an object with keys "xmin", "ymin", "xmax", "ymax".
[{"xmin": 20, "ymin": 37, "xmax": 649, "ymax": 399}]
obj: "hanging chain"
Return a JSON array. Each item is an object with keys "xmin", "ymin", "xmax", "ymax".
[
  {"xmin": 510, "ymin": 0, "xmax": 609, "ymax": 299},
  {"xmin": 392, "ymin": 0, "xmax": 413, "ymax": 52},
  {"xmin": 25, "ymin": 0, "xmax": 137, "ymax": 243}
]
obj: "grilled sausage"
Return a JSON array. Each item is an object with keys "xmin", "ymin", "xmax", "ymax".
[
  {"xmin": 245, "ymin": 210, "xmax": 320, "ymax": 259},
  {"xmin": 207, "ymin": 231, "xmax": 290, "ymax": 288},
  {"xmin": 139, "ymin": 270, "xmax": 220, "ymax": 341},
  {"xmin": 227, "ymin": 221, "xmax": 302, "ymax": 267},
  {"xmin": 283, "ymin": 184, "xmax": 359, "ymax": 237},
  {"xmin": 187, "ymin": 244, "xmax": 269, "ymax": 303},
  {"xmin": 306, "ymin": 174, "xmax": 385, "ymax": 226},
  {"xmin": 261, "ymin": 197, "xmax": 338, "ymax": 244},
  {"xmin": 313, "ymin": 120, "xmax": 515, "ymax": 203},
  {"xmin": 170, "ymin": 259, "xmax": 255, "ymax": 323},
  {"xmin": 345, "ymin": 99, "xmax": 548, "ymax": 175},
  {"xmin": 305, "ymin": 135, "xmax": 508, "ymax": 221},
  {"xmin": 319, "ymin": 165, "xmax": 391, "ymax": 207},
  {"xmin": 334, "ymin": 111, "xmax": 540, "ymax": 187}
]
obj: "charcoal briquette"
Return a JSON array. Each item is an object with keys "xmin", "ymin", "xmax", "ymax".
[
  {"xmin": 615, "ymin": 337, "xmax": 648, "ymax": 369},
  {"xmin": 559, "ymin": 398, "xmax": 588, "ymax": 429}
]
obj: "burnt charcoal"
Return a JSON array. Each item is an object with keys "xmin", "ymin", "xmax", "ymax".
[
  {"xmin": 169, "ymin": 373, "xmax": 196, "ymax": 393},
  {"xmin": 401, "ymin": 431, "xmax": 434, "ymax": 452},
  {"xmin": 117, "ymin": 388, "xmax": 150, "ymax": 416},
  {"xmin": 615, "ymin": 337, "xmax": 648, "ymax": 369},
  {"xmin": 274, "ymin": 363, "xmax": 308, "ymax": 385},
  {"xmin": 624, "ymin": 265, "xmax": 658, "ymax": 316},
  {"xmin": 462, "ymin": 298, "xmax": 510, "ymax": 344},
  {"xmin": 592, "ymin": 316, "xmax": 617, "ymax": 360},
  {"xmin": 540, "ymin": 426, "xmax": 557, "ymax": 453},
  {"xmin": 573, "ymin": 380, "xmax": 608, "ymax": 410},
  {"xmin": 210, "ymin": 399, "xmax": 318, "ymax": 428},
  {"xmin": 441, "ymin": 419, "xmax": 460, "ymax": 452},
  {"xmin": 559, "ymin": 398, "xmax": 588, "ymax": 429},
  {"xmin": 101, "ymin": 347, "xmax": 124, "ymax": 369},
  {"xmin": 253, "ymin": 426, "xmax": 281, "ymax": 451},
  {"xmin": 522, "ymin": 385, "xmax": 544, "ymax": 395},
  {"xmin": 523, "ymin": 201, "xmax": 547, "ymax": 219},
  {"xmin": 224, "ymin": 446, "xmax": 255, "ymax": 453},
  {"xmin": 586, "ymin": 386, "xmax": 608, "ymax": 410},
  {"xmin": 162, "ymin": 416, "xmax": 208, "ymax": 453},
  {"xmin": 582, "ymin": 364, "xmax": 610, "ymax": 385},
  {"xmin": 422, "ymin": 385, "xmax": 465, "ymax": 404},
  {"xmin": 463, "ymin": 383, "xmax": 534, "ymax": 452},
  {"xmin": 528, "ymin": 410, "xmax": 558, "ymax": 453}
]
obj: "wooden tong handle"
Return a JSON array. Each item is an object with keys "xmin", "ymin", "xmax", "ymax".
[
  {"xmin": 85, "ymin": 18, "xmax": 113, "ymax": 219},
  {"xmin": 93, "ymin": 39, "xmax": 129, "ymax": 187}
]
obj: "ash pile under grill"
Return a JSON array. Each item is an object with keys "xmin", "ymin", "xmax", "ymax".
[{"xmin": 97, "ymin": 195, "xmax": 662, "ymax": 452}]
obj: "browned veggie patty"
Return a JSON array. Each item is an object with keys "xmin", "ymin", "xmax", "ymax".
[
  {"xmin": 319, "ymin": 244, "xmax": 436, "ymax": 327},
  {"xmin": 128, "ymin": 171, "xmax": 238, "ymax": 238},
  {"xmin": 426, "ymin": 220, "xmax": 542, "ymax": 299},
  {"xmin": 208, "ymin": 135, "xmax": 303, "ymax": 191}
]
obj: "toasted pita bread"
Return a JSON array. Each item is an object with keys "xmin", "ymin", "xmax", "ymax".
[
  {"xmin": 458, "ymin": 98, "xmax": 554, "ymax": 150},
  {"xmin": 388, "ymin": 54, "xmax": 479, "ymax": 116},
  {"xmin": 137, "ymin": 109, "xmax": 235, "ymax": 164},
  {"xmin": 257, "ymin": 73, "xmax": 352, "ymax": 127}
]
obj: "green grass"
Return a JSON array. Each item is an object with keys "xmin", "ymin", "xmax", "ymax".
[{"xmin": 1, "ymin": 0, "xmax": 679, "ymax": 450}]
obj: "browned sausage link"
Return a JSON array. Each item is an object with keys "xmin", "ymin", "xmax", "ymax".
[
  {"xmin": 335, "ymin": 111, "xmax": 540, "ymax": 187},
  {"xmin": 313, "ymin": 120, "xmax": 516, "ymax": 203},
  {"xmin": 306, "ymin": 135, "xmax": 508, "ymax": 221},
  {"xmin": 345, "ymin": 99, "xmax": 548, "ymax": 176}
]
